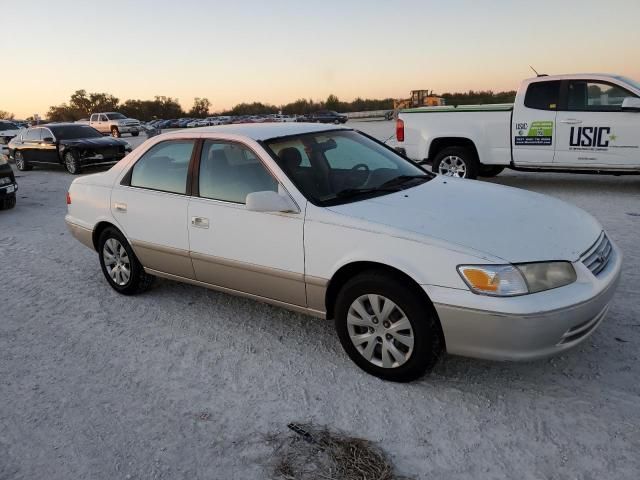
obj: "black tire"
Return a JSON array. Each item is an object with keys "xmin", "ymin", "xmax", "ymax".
[
  {"xmin": 432, "ymin": 146, "xmax": 478, "ymax": 179},
  {"xmin": 131, "ymin": 131, "xmax": 139, "ymax": 137},
  {"xmin": 111, "ymin": 127, "xmax": 121, "ymax": 138},
  {"xmin": 334, "ymin": 270, "xmax": 443, "ymax": 382},
  {"xmin": 63, "ymin": 150, "xmax": 82, "ymax": 175},
  {"xmin": 98, "ymin": 226, "xmax": 154, "ymax": 295},
  {"xmin": 0, "ymin": 195, "xmax": 16, "ymax": 210},
  {"xmin": 14, "ymin": 151, "xmax": 32, "ymax": 171},
  {"xmin": 478, "ymin": 165, "xmax": 505, "ymax": 177}
]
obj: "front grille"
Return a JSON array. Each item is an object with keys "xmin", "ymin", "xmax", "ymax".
[{"xmin": 581, "ymin": 232, "xmax": 612, "ymax": 276}]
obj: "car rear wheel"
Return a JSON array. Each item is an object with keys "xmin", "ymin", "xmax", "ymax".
[
  {"xmin": 111, "ymin": 127, "xmax": 121, "ymax": 138},
  {"xmin": 14, "ymin": 151, "xmax": 32, "ymax": 171},
  {"xmin": 98, "ymin": 227, "xmax": 154, "ymax": 295},
  {"xmin": 334, "ymin": 271, "xmax": 443, "ymax": 382},
  {"xmin": 64, "ymin": 151, "xmax": 82, "ymax": 175},
  {"xmin": 433, "ymin": 146, "xmax": 478, "ymax": 179}
]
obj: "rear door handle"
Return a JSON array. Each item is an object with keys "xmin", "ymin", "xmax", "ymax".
[
  {"xmin": 114, "ymin": 202, "xmax": 127, "ymax": 212},
  {"xmin": 559, "ymin": 119, "xmax": 583, "ymax": 125},
  {"xmin": 191, "ymin": 216, "xmax": 209, "ymax": 229}
]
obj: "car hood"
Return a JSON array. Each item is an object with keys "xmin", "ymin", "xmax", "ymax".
[
  {"xmin": 60, "ymin": 137, "xmax": 127, "ymax": 148},
  {"xmin": 327, "ymin": 176, "xmax": 602, "ymax": 263}
]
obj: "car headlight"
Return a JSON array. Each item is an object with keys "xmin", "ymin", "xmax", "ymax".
[{"xmin": 458, "ymin": 262, "xmax": 576, "ymax": 297}]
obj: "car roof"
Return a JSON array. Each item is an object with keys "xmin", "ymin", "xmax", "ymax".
[{"xmin": 169, "ymin": 122, "xmax": 350, "ymax": 141}]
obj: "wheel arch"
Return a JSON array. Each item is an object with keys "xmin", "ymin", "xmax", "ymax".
[
  {"xmin": 92, "ymin": 221, "xmax": 121, "ymax": 251},
  {"xmin": 324, "ymin": 261, "xmax": 446, "ymax": 347},
  {"xmin": 428, "ymin": 137, "xmax": 480, "ymax": 164}
]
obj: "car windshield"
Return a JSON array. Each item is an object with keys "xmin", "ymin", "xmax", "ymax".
[
  {"xmin": 265, "ymin": 129, "xmax": 433, "ymax": 206},
  {"xmin": 106, "ymin": 113, "xmax": 126, "ymax": 120},
  {"xmin": 49, "ymin": 125, "xmax": 103, "ymax": 139},
  {"xmin": 616, "ymin": 76, "xmax": 640, "ymax": 92},
  {"xmin": 0, "ymin": 121, "xmax": 18, "ymax": 130}
]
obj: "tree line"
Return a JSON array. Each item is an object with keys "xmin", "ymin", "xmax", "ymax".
[{"xmin": 33, "ymin": 89, "xmax": 517, "ymax": 122}]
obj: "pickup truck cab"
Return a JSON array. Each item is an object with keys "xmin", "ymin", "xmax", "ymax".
[
  {"xmin": 90, "ymin": 112, "xmax": 141, "ymax": 138},
  {"xmin": 396, "ymin": 74, "xmax": 640, "ymax": 178}
]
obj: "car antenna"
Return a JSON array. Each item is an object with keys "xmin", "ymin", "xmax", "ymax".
[{"xmin": 529, "ymin": 65, "xmax": 547, "ymax": 77}]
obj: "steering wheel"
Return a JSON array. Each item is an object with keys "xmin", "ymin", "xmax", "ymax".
[{"xmin": 349, "ymin": 163, "xmax": 371, "ymax": 186}]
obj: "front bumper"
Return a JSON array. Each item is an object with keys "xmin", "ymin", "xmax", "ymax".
[
  {"xmin": 427, "ymin": 238, "xmax": 623, "ymax": 361},
  {"xmin": 0, "ymin": 164, "xmax": 17, "ymax": 198},
  {"xmin": 117, "ymin": 125, "xmax": 140, "ymax": 133}
]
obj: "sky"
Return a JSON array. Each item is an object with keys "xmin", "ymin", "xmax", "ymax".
[{"xmin": 2, "ymin": 0, "xmax": 639, "ymax": 118}]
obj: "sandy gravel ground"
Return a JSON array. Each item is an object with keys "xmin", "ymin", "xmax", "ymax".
[{"xmin": 1, "ymin": 121, "xmax": 639, "ymax": 479}]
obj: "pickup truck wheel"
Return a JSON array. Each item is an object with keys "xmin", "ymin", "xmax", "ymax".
[
  {"xmin": 98, "ymin": 227, "xmax": 154, "ymax": 295},
  {"xmin": 335, "ymin": 271, "xmax": 442, "ymax": 382},
  {"xmin": 479, "ymin": 165, "xmax": 505, "ymax": 177},
  {"xmin": 64, "ymin": 151, "xmax": 82, "ymax": 175},
  {"xmin": 131, "ymin": 131, "xmax": 139, "ymax": 137},
  {"xmin": 433, "ymin": 146, "xmax": 478, "ymax": 179},
  {"xmin": 110, "ymin": 127, "xmax": 121, "ymax": 138}
]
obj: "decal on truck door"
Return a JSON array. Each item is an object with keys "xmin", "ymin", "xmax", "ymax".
[{"xmin": 514, "ymin": 121, "xmax": 554, "ymax": 146}]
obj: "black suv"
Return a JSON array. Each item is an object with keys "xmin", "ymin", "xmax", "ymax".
[{"xmin": 0, "ymin": 159, "xmax": 17, "ymax": 210}]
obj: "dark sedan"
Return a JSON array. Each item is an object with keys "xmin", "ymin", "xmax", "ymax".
[
  {"xmin": 8, "ymin": 124, "xmax": 132, "ymax": 175},
  {"xmin": 302, "ymin": 110, "xmax": 348, "ymax": 124}
]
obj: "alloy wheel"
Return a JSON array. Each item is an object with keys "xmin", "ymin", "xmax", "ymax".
[
  {"xmin": 438, "ymin": 155, "xmax": 467, "ymax": 177},
  {"xmin": 346, "ymin": 294, "xmax": 414, "ymax": 368},
  {"xmin": 15, "ymin": 151, "xmax": 25, "ymax": 170},
  {"xmin": 103, "ymin": 238, "xmax": 131, "ymax": 286},
  {"xmin": 64, "ymin": 152, "xmax": 78, "ymax": 174}
]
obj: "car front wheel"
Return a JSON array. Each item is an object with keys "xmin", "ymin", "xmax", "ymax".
[
  {"xmin": 64, "ymin": 151, "xmax": 82, "ymax": 175},
  {"xmin": 98, "ymin": 227, "xmax": 154, "ymax": 295},
  {"xmin": 334, "ymin": 271, "xmax": 443, "ymax": 382}
]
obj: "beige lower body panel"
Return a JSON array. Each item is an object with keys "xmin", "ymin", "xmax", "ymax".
[
  {"xmin": 146, "ymin": 268, "xmax": 326, "ymax": 319},
  {"xmin": 65, "ymin": 220, "xmax": 95, "ymax": 251},
  {"xmin": 131, "ymin": 240, "xmax": 195, "ymax": 279},
  {"xmin": 118, "ymin": 238, "xmax": 329, "ymax": 318}
]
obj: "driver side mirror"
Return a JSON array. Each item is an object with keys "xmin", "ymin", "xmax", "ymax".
[
  {"xmin": 246, "ymin": 191, "xmax": 299, "ymax": 213},
  {"xmin": 621, "ymin": 97, "xmax": 640, "ymax": 112}
]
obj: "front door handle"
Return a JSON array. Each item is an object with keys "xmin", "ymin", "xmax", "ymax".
[
  {"xmin": 114, "ymin": 202, "xmax": 127, "ymax": 212},
  {"xmin": 559, "ymin": 119, "xmax": 583, "ymax": 125},
  {"xmin": 191, "ymin": 216, "xmax": 209, "ymax": 229}
]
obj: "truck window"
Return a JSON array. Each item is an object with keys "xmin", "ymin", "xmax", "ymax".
[
  {"xmin": 567, "ymin": 80, "xmax": 637, "ymax": 112},
  {"xmin": 90, "ymin": 114, "xmax": 97, "ymax": 122},
  {"xmin": 99, "ymin": 114, "xmax": 108, "ymax": 122},
  {"xmin": 524, "ymin": 81, "xmax": 561, "ymax": 110}
]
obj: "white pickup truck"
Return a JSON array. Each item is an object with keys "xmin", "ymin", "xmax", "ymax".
[
  {"xmin": 89, "ymin": 112, "xmax": 141, "ymax": 138},
  {"xmin": 395, "ymin": 74, "xmax": 640, "ymax": 178}
]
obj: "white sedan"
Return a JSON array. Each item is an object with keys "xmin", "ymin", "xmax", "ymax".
[{"xmin": 65, "ymin": 123, "xmax": 621, "ymax": 381}]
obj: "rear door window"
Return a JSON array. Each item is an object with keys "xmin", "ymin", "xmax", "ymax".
[
  {"xmin": 130, "ymin": 141, "xmax": 194, "ymax": 194},
  {"xmin": 524, "ymin": 81, "xmax": 561, "ymax": 110}
]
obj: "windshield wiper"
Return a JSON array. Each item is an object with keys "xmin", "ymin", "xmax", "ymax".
[
  {"xmin": 335, "ymin": 186, "xmax": 403, "ymax": 199},
  {"xmin": 379, "ymin": 174, "xmax": 432, "ymax": 189}
]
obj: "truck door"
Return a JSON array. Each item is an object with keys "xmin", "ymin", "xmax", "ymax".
[
  {"xmin": 512, "ymin": 80, "xmax": 560, "ymax": 165},
  {"xmin": 555, "ymin": 79, "xmax": 640, "ymax": 168}
]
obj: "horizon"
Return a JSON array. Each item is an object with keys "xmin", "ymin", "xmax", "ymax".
[{"xmin": 3, "ymin": 0, "xmax": 639, "ymax": 119}]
